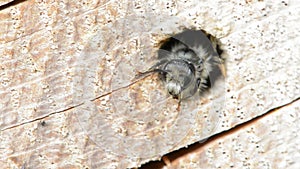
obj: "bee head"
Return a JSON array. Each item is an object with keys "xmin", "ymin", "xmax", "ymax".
[{"xmin": 162, "ymin": 59, "xmax": 195, "ymax": 99}]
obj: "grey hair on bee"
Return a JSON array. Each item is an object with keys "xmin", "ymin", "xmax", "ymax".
[{"xmin": 138, "ymin": 30, "xmax": 223, "ymax": 100}]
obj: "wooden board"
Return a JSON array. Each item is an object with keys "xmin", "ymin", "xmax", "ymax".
[{"xmin": 0, "ymin": 0, "xmax": 299, "ymax": 168}]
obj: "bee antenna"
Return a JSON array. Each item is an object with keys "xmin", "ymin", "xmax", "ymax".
[{"xmin": 135, "ymin": 69, "xmax": 168, "ymax": 79}]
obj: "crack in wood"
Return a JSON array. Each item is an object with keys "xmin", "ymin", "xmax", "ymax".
[
  {"xmin": 1, "ymin": 73, "xmax": 151, "ymax": 131},
  {"xmin": 137, "ymin": 96, "xmax": 300, "ymax": 169},
  {"xmin": 0, "ymin": 0, "xmax": 27, "ymax": 11},
  {"xmin": 1, "ymin": 103, "xmax": 84, "ymax": 131}
]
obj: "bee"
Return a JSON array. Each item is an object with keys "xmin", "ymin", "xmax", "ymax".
[{"xmin": 138, "ymin": 30, "xmax": 223, "ymax": 100}]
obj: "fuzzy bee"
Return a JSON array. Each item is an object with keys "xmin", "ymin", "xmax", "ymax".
[{"xmin": 138, "ymin": 30, "xmax": 222, "ymax": 100}]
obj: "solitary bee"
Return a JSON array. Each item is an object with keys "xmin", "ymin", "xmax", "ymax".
[{"xmin": 138, "ymin": 30, "xmax": 223, "ymax": 100}]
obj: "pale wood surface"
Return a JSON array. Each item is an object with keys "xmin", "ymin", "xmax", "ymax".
[{"xmin": 0, "ymin": 0, "xmax": 299, "ymax": 168}]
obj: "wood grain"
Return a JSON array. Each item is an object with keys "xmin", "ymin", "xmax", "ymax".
[{"xmin": 0, "ymin": 0, "xmax": 299, "ymax": 168}]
